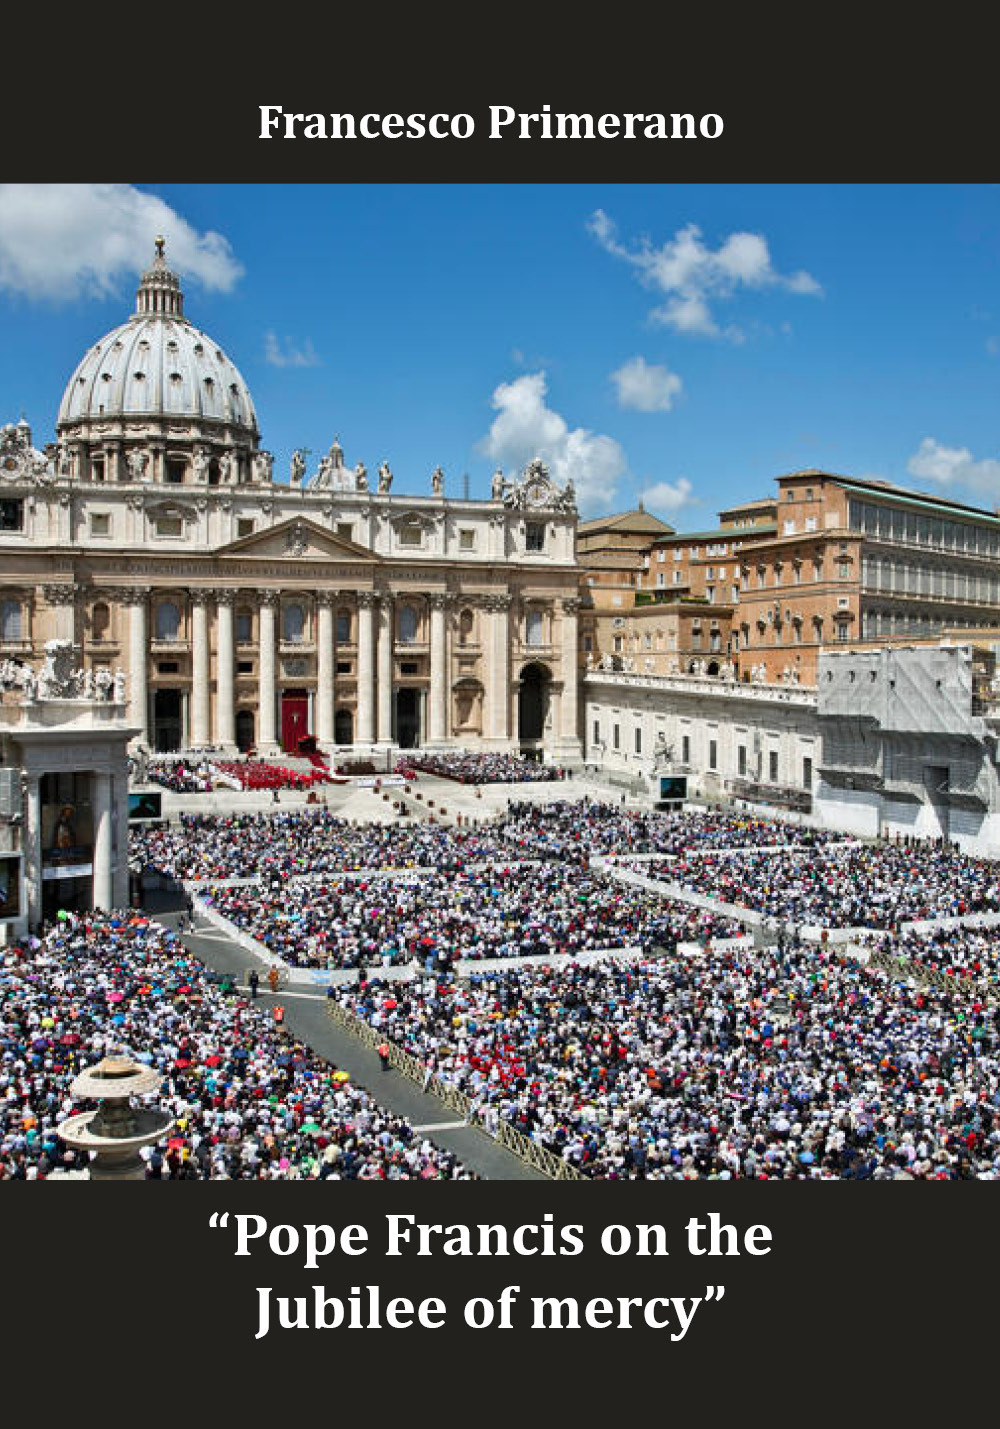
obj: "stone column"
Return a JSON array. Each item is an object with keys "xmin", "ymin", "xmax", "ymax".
[
  {"xmin": 42, "ymin": 583, "xmax": 77, "ymax": 644},
  {"xmin": 560, "ymin": 595, "xmax": 581, "ymax": 752},
  {"xmin": 316, "ymin": 592, "xmax": 336, "ymax": 749},
  {"xmin": 190, "ymin": 590, "xmax": 211, "ymax": 748},
  {"xmin": 258, "ymin": 591, "xmax": 279, "ymax": 753},
  {"xmin": 24, "ymin": 773, "xmax": 42, "ymax": 928},
  {"xmin": 356, "ymin": 591, "xmax": 377, "ymax": 745},
  {"xmin": 124, "ymin": 586, "xmax": 149, "ymax": 746},
  {"xmin": 112, "ymin": 766, "xmax": 129, "ymax": 908},
  {"xmin": 429, "ymin": 592, "xmax": 449, "ymax": 744},
  {"xmin": 92, "ymin": 770, "xmax": 113, "ymax": 911},
  {"xmin": 377, "ymin": 591, "xmax": 394, "ymax": 743},
  {"xmin": 485, "ymin": 593, "xmax": 511, "ymax": 745},
  {"xmin": 215, "ymin": 589, "xmax": 236, "ymax": 750}
]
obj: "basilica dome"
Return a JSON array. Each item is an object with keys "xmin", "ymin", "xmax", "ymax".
[{"xmin": 57, "ymin": 239, "xmax": 258, "ymax": 438}]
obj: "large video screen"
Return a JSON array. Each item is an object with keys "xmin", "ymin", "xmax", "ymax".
[
  {"xmin": 129, "ymin": 791, "xmax": 163, "ymax": 822},
  {"xmin": 659, "ymin": 775, "xmax": 688, "ymax": 802}
]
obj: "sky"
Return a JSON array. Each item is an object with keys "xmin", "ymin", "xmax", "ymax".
[{"xmin": 3, "ymin": 182, "xmax": 1000, "ymax": 526}]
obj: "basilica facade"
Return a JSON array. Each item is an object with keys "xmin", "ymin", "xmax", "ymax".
[{"xmin": 0, "ymin": 243, "xmax": 583, "ymax": 764}]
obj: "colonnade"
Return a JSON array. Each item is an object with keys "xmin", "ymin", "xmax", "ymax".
[{"xmin": 119, "ymin": 584, "xmax": 544, "ymax": 753}]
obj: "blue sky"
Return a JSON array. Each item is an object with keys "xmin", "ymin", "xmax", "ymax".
[{"xmin": 3, "ymin": 183, "xmax": 1000, "ymax": 524}]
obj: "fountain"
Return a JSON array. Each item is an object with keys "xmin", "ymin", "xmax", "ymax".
[{"xmin": 58, "ymin": 1055, "xmax": 173, "ymax": 1180}]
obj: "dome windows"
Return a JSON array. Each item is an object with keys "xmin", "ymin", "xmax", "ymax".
[{"xmin": 58, "ymin": 303, "xmax": 257, "ymax": 433}]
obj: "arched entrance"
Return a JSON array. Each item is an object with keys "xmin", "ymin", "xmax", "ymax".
[
  {"xmin": 334, "ymin": 708, "xmax": 354, "ymax": 745},
  {"xmin": 153, "ymin": 689, "xmax": 182, "ymax": 752},
  {"xmin": 396, "ymin": 689, "xmax": 421, "ymax": 748},
  {"xmin": 518, "ymin": 662, "xmax": 551, "ymax": 744},
  {"xmin": 281, "ymin": 688, "xmax": 309, "ymax": 752},
  {"xmin": 235, "ymin": 709, "xmax": 255, "ymax": 752}
]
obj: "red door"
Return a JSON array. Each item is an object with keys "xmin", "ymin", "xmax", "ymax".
[{"xmin": 281, "ymin": 692, "xmax": 309, "ymax": 752}]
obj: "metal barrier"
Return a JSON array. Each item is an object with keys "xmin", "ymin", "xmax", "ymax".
[
  {"xmin": 326, "ymin": 999, "xmax": 586, "ymax": 1181},
  {"xmin": 864, "ymin": 946, "xmax": 998, "ymax": 1008}
]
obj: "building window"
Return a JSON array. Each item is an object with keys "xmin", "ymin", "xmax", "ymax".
[
  {"xmin": 398, "ymin": 605, "xmax": 419, "ymax": 644},
  {"xmin": 236, "ymin": 608, "xmax": 253, "ymax": 643},
  {"xmin": 838, "ymin": 562, "xmax": 850, "ymax": 579},
  {"xmin": 526, "ymin": 522, "xmax": 545, "ymax": 552},
  {"xmin": 738, "ymin": 745, "xmax": 747, "ymax": 776},
  {"xmin": 526, "ymin": 609, "xmax": 544, "ymax": 647},
  {"xmin": 399, "ymin": 661, "xmax": 419, "ymax": 675},
  {"xmin": 336, "ymin": 609, "xmax": 352, "ymax": 643},
  {"xmin": 635, "ymin": 727, "xmax": 642, "ymax": 755},
  {"xmin": 682, "ymin": 735, "xmax": 690, "ymax": 764},
  {"xmin": 91, "ymin": 602, "xmax": 110, "ymax": 640},
  {"xmin": 613, "ymin": 724, "xmax": 620, "ymax": 750},
  {"xmin": 709, "ymin": 739, "xmax": 717, "ymax": 771},
  {"xmin": 157, "ymin": 661, "xmax": 179, "ymax": 674},
  {"xmin": 156, "ymin": 602, "xmax": 180, "ymax": 641},
  {"xmin": 1, "ymin": 599, "xmax": 22, "ymax": 641},
  {"xmin": 613, "ymin": 635, "xmax": 623, "ymax": 653},
  {"xmin": 155, "ymin": 517, "xmax": 183, "ymax": 537},
  {"xmin": 336, "ymin": 523, "xmax": 354, "ymax": 543},
  {"xmin": 593, "ymin": 719, "xmax": 600, "ymax": 744},
  {"xmin": 803, "ymin": 756, "xmax": 813, "ymax": 790},
  {"xmin": 283, "ymin": 604, "xmax": 305, "ymax": 643},
  {"xmin": 236, "ymin": 660, "xmax": 254, "ymax": 675},
  {"xmin": 459, "ymin": 528, "xmax": 476, "ymax": 550},
  {"xmin": 237, "ymin": 519, "xmax": 255, "ymax": 538},
  {"xmin": 398, "ymin": 524, "xmax": 423, "ymax": 548},
  {"xmin": 165, "ymin": 459, "xmax": 186, "ymax": 484},
  {"xmin": 1, "ymin": 499, "xmax": 25, "ymax": 531},
  {"xmin": 335, "ymin": 662, "xmax": 351, "ymax": 675},
  {"xmin": 90, "ymin": 513, "xmax": 111, "ymax": 537},
  {"xmin": 769, "ymin": 750, "xmax": 779, "ymax": 783}
]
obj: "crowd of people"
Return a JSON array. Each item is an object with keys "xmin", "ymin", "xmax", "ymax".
[
  {"xmin": 500, "ymin": 801, "xmax": 845, "ymax": 859},
  {"xmin": 202, "ymin": 863, "xmax": 739, "ymax": 969},
  {"xmin": 130, "ymin": 809, "xmax": 528, "ymax": 882},
  {"xmin": 864, "ymin": 924, "xmax": 1000, "ymax": 991},
  {"xmin": 146, "ymin": 759, "xmax": 214, "ymax": 794},
  {"xmin": 395, "ymin": 751, "xmax": 566, "ymax": 784},
  {"xmin": 628, "ymin": 842, "xmax": 1000, "ymax": 930},
  {"xmin": 0, "ymin": 914, "xmax": 473, "ymax": 1180},
  {"xmin": 334, "ymin": 947, "xmax": 1000, "ymax": 1178},
  {"xmin": 145, "ymin": 758, "xmax": 332, "ymax": 796},
  {"xmin": 130, "ymin": 801, "xmax": 846, "ymax": 883}
]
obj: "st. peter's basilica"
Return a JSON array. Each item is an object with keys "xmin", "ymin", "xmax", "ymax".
[{"xmin": 0, "ymin": 241, "xmax": 583, "ymax": 764}]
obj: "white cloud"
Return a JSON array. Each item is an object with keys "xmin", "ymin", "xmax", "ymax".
[
  {"xmin": 587, "ymin": 209, "xmax": 821, "ymax": 340},
  {"xmin": 264, "ymin": 332, "xmax": 321, "ymax": 369},
  {"xmin": 611, "ymin": 356, "xmax": 683, "ymax": 412},
  {"xmin": 0, "ymin": 183, "xmax": 243, "ymax": 302},
  {"xmin": 907, "ymin": 437, "xmax": 1000, "ymax": 493},
  {"xmin": 638, "ymin": 477, "xmax": 696, "ymax": 514},
  {"xmin": 480, "ymin": 370, "xmax": 626, "ymax": 512}
]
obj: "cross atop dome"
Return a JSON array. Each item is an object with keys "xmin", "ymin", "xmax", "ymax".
[{"xmin": 134, "ymin": 237, "xmax": 184, "ymax": 320}]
